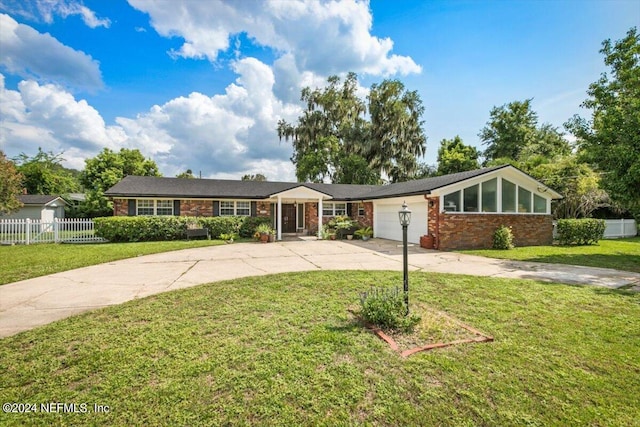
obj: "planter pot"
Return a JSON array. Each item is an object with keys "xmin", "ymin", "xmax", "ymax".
[
  {"xmin": 268, "ymin": 234, "xmax": 275, "ymax": 243},
  {"xmin": 420, "ymin": 234, "xmax": 434, "ymax": 249},
  {"xmin": 330, "ymin": 234, "xmax": 337, "ymax": 240},
  {"xmin": 260, "ymin": 232, "xmax": 269, "ymax": 243},
  {"xmin": 362, "ymin": 236, "xmax": 370, "ymax": 241},
  {"xmin": 347, "ymin": 235, "xmax": 353, "ymax": 240}
]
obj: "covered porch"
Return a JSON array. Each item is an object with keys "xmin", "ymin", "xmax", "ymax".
[{"xmin": 268, "ymin": 186, "xmax": 333, "ymax": 241}]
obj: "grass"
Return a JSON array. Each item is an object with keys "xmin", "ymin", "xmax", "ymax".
[
  {"xmin": 0, "ymin": 240, "xmax": 226, "ymax": 285},
  {"xmin": 459, "ymin": 237, "xmax": 640, "ymax": 273},
  {"xmin": 1, "ymin": 271, "xmax": 638, "ymax": 426}
]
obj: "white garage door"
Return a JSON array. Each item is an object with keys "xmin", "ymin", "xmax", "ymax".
[{"xmin": 374, "ymin": 200, "xmax": 428, "ymax": 244}]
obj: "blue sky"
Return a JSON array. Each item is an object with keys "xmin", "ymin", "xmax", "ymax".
[{"xmin": 0, "ymin": 0, "xmax": 637, "ymax": 181}]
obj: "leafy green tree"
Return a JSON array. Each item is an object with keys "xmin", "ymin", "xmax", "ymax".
[
  {"xmin": 566, "ymin": 27, "xmax": 640, "ymax": 217},
  {"xmin": 241, "ymin": 173, "xmax": 268, "ymax": 181},
  {"xmin": 278, "ymin": 73, "xmax": 366, "ymax": 183},
  {"xmin": 80, "ymin": 148, "xmax": 160, "ymax": 217},
  {"xmin": 367, "ymin": 79, "xmax": 426, "ymax": 182},
  {"xmin": 14, "ymin": 148, "xmax": 80, "ymax": 196},
  {"xmin": 176, "ymin": 169, "xmax": 196, "ymax": 179},
  {"xmin": 413, "ymin": 162, "xmax": 438, "ymax": 179},
  {"xmin": 436, "ymin": 136, "xmax": 480, "ymax": 175},
  {"xmin": 0, "ymin": 151, "xmax": 24, "ymax": 214},
  {"xmin": 278, "ymin": 73, "xmax": 427, "ymax": 184},
  {"xmin": 479, "ymin": 99, "xmax": 539, "ymax": 163}
]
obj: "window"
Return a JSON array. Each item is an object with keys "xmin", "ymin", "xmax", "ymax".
[
  {"xmin": 463, "ymin": 184, "xmax": 479, "ymax": 212},
  {"xmin": 358, "ymin": 203, "xmax": 365, "ymax": 216},
  {"xmin": 137, "ymin": 199, "xmax": 173, "ymax": 216},
  {"xmin": 443, "ymin": 190, "xmax": 461, "ymax": 212},
  {"xmin": 322, "ymin": 202, "xmax": 347, "ymax": 216},
  {"xmin": 481, "ymin": 178, "xmax": 497, "ymax": 212},
  {"xmin": 236, "ymin": 201, "xmax": 251, "ymax": 216},
  {"xmin": 137, "ymin": 199, "xmax": 154, "ymax": 216},
  {"xmin": 220, "ymin": 201, "xmax": 251, "ymax": 216},
  {"xmin": 518, "ymin": 187, "xmax": 532, "ymax": 213},
  {"xmin": 502, "ymin": 179, "xmax": 516, "ymax": 213},
  {"xmin": 534, "ymin": 194, "xmax": 547, "ymax": 213},
  {"xmin": 156, "ymin": 200, "xmax": 173, "ymax": 216}
]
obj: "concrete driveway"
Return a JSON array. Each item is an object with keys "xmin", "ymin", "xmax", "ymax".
[{"xmin": 1, "ymin": 239, "xmax": 639, "ymax": 338}]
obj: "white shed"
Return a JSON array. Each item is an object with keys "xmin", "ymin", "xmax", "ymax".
[{"xmin": 1, "ymin": 195, "xmax": 67, "ymax": 221}]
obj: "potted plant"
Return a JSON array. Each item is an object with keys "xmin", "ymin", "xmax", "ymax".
[
  {"xmin": 255, "ymin": 223, "xmax": 273, "ymax": 243},
  {"xmin": 355, "ymin": 226, "xmax": 373, "ymax": 241},
  {"xmin": 220, "ymin": 233, "xmax": 236, "ymax": 244}
]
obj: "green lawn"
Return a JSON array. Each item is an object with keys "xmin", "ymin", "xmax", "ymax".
[
  {"xmin": 460, "ymin": 237, "xmax": 640, "ymax": 273},
  {"xmin": 0, "ymin": 240, "xmax": 226, "ymax": 285},
  {"xmin": 1, "ymin": 271, "xmax": 638, "ymax": 426}
]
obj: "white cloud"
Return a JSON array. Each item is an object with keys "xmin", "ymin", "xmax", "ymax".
[
  {"xmin": 37, "ymin": 0, "xmax": 110, "ymax": 28},
  {"xmin": 0, "ymin": 59, "xmax": 300, "ymax": 180},
  {"xmin": 0, "ymin": 74, "xmax": 122, "ymax": 169},
  {"xmin": 0, "ymin": 13, "xmax": 103, "ymax": 90},
  {"xmin": 128, "ymin": 0, "xmax": 421, "ymax": 77}
]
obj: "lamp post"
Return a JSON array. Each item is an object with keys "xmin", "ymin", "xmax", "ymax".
[{"xmin": 398, "ymin": 201, "xmax": 412, "ymax": 315}]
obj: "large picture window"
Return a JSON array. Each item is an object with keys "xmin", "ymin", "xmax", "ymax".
[
  {"xmin": 137, "ymin": 199, "xmax": 173, "ymax": 216},
  {"xmin": 322, "ymin": 202, "xmax": 347, "ymax": 216},
  {"xmin": 219, "ymin": 201, "xmax": 251, "ymax": 216},
  {"xmin": 463, "ymin": 184, "xmax": 479, "ymax": 212},
  {"xmin": 443, "ymin": 191, "xmax": 461, "ymax": 212},
  {"xmin": 502, "ymin": 180, "xmax": 516, "ymax": 213},
  {"xmin": 534, "ymin": 194, "xmax": 547, "ymax": 213},
  {"xmin": 518, "ymin": 187, "xmax": 532, "ymax": 213},
  {"xmin": 481, "ymin": 178, "xmax": 497, "ymax": 212}
]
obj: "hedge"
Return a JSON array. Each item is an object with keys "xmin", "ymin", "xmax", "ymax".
[
  {"xmin": 94, "ymin": 216, "xmax": 274, "ymax": 242},
  {"xmin": 556, "ymin": 218, "xmax": 606, "ymax": 245}
]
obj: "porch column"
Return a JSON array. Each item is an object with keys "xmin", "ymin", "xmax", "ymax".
[
  {"xmin": 317, "ymin": 197, "xmax": 323, "ymax": 239},
  {"xmin": 277, "ymin": 195, "xmax": 282, "ymax": 241}
]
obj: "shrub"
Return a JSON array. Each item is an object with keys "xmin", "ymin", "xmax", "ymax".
[
  {"xmin": 358, "ymin": 286, "xmax": 420, "ymax": 333},
  {"xmin": 354, "ymin": 226, "xmax": 373, "ymax": 239},
  {"xmin": 197, "ymin": 217, "xmax": 243, "ymax": 239},
  {"xmin": 94, "ymin": 216, "xmax": 189, "ymax": 242},
  {"xmin": 557, "ymin": 218, "xmax": 606, "ymax": 245},
  {"xmin": 493, "ymin": 225, "xmax": 514, "ymax": 250},
  {"xmin": 327, "ymin": 215, "xmax": 357, "ymax": 239},
  {"xmin": 239, "ymin": 216, "xmax": 272, "ymax": 238}
]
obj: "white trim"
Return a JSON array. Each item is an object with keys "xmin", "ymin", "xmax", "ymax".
[
  {"xmin": 136, "ymin": 199, "xmax": 174, "ymax": 216},
  {"xmin": 277, "ymin": 196, "xmax": 282, "ymax": 241},
  {"xmin": 218, "ymin": 200, "xmax": 251, "ymax": 217},
  {"xmin": 322, "ymin": 202, "xmax": 347, "ymax": 217}
]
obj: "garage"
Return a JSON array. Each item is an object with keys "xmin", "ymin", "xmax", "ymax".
[{"xmin": 373, "ymin": 196, "xmax": 428, "ymax": 244}]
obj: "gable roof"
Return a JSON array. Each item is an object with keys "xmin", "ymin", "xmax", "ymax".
[
  {"xmin": 105, "ymin": 165, "xmax": 561, "ymax": 201},
  {"xmin": 19, "ymin": 195, "xmax": 66, "ymax": 206}
]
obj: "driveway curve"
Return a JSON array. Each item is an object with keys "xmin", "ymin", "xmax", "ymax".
[{"xmin": 1, "ymin": 239, "xmax": 638, "ymax": 338}]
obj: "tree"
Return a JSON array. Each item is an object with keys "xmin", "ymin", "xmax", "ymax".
[
  {"xmin": 278, "ymin": 73, "xmax": 366, "ymax": 183},
  {"xmin": 14, "ymin": 148, "xmax": 80, "ymax": 196},
  {"xmin": 436, "ymin": 136, "xmax": 480, "ymax": 175},
  {"xmin": 479, "ymin": 99, "xmax": 539, "ymax": 163},
  {"xmin": 278, "ymin": 73, "xmax": 427, "ymax": 184},
  {"xmin": 566, "ymin": 27, "xmax": 640, "ymax": 216},
  {"xmin": 80, "ymin": 148, "xmax": 160, "ymax": 217},
  {"xmin": 241, "ymin": 173, "xmax": 267, "ymax": 181},
  {"xmin": 176, "ymin": 169, "xmax": 196, "ymax": 179},
  {"xmin": 0, "ymin": 151, "xmax": 24, "ymax": 214},
  {"xmin": 367, "ymin": 79, "xmax": 426, "ymax": 182}
]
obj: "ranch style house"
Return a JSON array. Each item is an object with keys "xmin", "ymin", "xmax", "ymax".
[{"xmin": 105, "ymin": 165, "xmax": 562, "ymax": 250}]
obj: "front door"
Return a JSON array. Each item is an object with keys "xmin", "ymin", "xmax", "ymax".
[{"xmin": 282, "ymin": 204, "xmax": 297, "ymax": 233}]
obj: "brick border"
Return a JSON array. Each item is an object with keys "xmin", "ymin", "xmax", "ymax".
[{"xmin": 354, "ymin": 310, "xmax": 494, "ymax": 358}]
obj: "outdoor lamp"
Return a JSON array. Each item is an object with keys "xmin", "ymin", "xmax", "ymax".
[
  {"xmin": 399, "ymin": 201, "xmax": 411, "ymax": 315},
  {"xmin": 398, "ymin": 202, "xmax": 412, "ymax": 226}
]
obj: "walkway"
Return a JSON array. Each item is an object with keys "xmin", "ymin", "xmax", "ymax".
[{"xmin": 1, "ymin": 239, "xmax": 638, "ymax": 338}]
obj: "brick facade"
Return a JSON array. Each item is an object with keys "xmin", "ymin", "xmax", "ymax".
[
  {"xmin": 437, "ymin": 213, "xmax": 553, "ymax": 250},
  {"xmin": 113, "ymin": 199, "xmax": 128, "ymax": 216},
  {"xmin": 179, "ymin": 199, "xmax": 213, "ymax": 217}
]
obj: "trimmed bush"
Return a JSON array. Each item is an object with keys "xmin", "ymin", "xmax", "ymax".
[
  {"xmin": 493, "ymin": 225, "xmax": 514, "ymax": 250},
  {"xmin": 197, "ymin": 217, "xmax": 243, "ymax": 239},
  {"xmin": 358, "ymin": 287, "xmax": 420, "ymax": 333},
  {"xmin": 557, "ymin": 218, "xmax": 605, "ymax": 245},
  {"xmin": 94, "ymin": 216, "xmax": 190, "ymax": 242},
  {"xmin": 239, "ymin": 216, "xmax": 273, "ymax": 238}
]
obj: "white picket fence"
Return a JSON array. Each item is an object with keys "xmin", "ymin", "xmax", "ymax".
[
  {"xmin": 0, "ymin": 218, "xmax": 107, "ymax": 245},
  {"xmin": 552, "ymin": 219, "xmax": 638, "ymax": 239}
]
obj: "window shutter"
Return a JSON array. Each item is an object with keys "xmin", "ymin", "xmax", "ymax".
[
  {"xmin": 346, "ymin": 202, "xmax": 353, "ymax": 217},
  {"xmin": 173, "ymin": 200, "xmax": 180, "ymax": 216},
  {"xmin": 128, "ymin": 199, "xmax": 136, "ymax": 216},
  {"xmin": 251, "ymin": 201, "xmax": 257, "ymax": 217},
  {"xmin": 213, "ymin": 200, "xmax": 219, "ymax": 216}
]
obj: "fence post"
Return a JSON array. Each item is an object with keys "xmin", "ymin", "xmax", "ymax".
[
  {"xmin": 54, "ymin": 217, "xmax": 59, "ymax": 243},
  {"xmin": 25, "ymin": 218, "xmax": 31, "ymax": 245}
]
